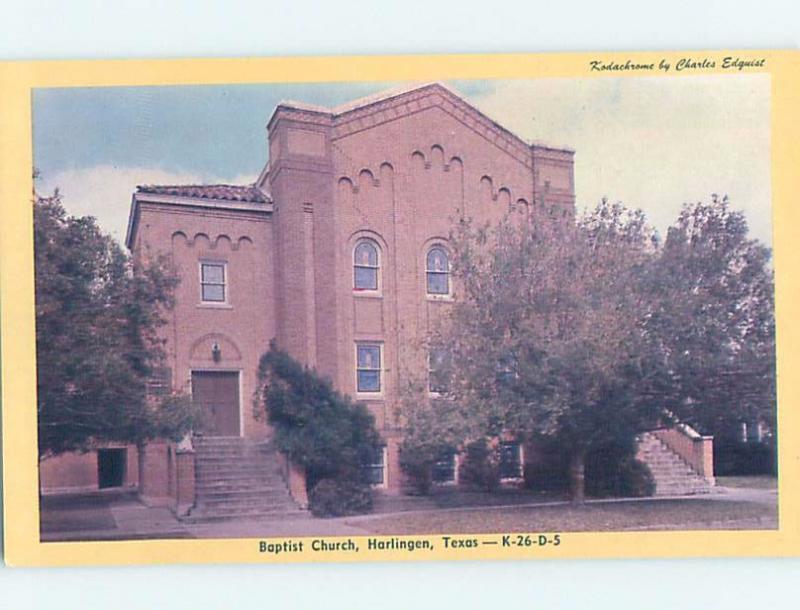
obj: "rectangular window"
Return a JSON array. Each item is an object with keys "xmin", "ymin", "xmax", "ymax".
[
  {"xmin": 360, "ymin": 446, "xmax": 386, "ymax": 486},
  {"xmin": 146, "ymin": 367, "xmax": 172, "ymax": 398},
  {"xmin": 354, "ymin": 266, "xmax": 378, "ymax": 291},
  {"xmin": 499, "ymin": 441, "xmax": 523, "ymax": 479},
  {"xmin": 356, "ymin": 344, "xmax": 382, "ymax": 393},
  {"xmin": 428, "ymin": 348, "xmax": 450, "ymax": 394},
  {"xmin": 426, "ymin": 272, "xmax": 449, "ymax": 295},
  {"xmin": 200, "ymin": 262, "xmax": 226, "ymax": 302},
  {"xmin": 432, "ymin": 449, "xmax": 457, "ymax": 483}
]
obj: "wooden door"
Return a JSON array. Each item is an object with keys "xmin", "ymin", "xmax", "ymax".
[{"xmin": 191, "ymin": 371, "xmax": 240, "ymax": 436}]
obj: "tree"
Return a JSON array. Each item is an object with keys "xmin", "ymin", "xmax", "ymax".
[
  {"xmin": 254, "ymin": 341, "xmax": 382, "ymax": 492},
  {"xmin": 415, "ymin": 202, "xmax": 669, "ymax": 502},
  {"xmin": 397, "ymin": 377, "xmax": 465, "ymax": 494},
  {"xmin": 649, "ymin": 195, "xmax": 776, "ymax": 440},
  {"xmin": 34, "ymin": 190, "xmax": 197, "ymax": 457}
]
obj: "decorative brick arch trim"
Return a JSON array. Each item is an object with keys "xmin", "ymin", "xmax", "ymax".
[{"xmin": 189, "ymin": 332, "xmax": 243, "ymax": 363}]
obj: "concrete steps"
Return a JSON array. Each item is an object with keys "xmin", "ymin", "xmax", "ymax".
[
  {"xmin": 184, "ymin": 436, "xmax": 302, "ymax": 522},
  {"xmin": 637, "ymin": 432, "xmax": 712, "ymax": 496}
]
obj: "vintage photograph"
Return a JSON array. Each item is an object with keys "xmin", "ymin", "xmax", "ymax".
[{"xmin": 32, "ymin": 74, "xmax": 777, "ymax": 543}]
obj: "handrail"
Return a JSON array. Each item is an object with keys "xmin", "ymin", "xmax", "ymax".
[{"xmin": 652, "ymin": 426, "xmax": 715, "ymax": 484}]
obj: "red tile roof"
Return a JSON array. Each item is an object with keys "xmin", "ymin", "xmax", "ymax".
[{"xmin": 137, "ymin": 183, "xmax": 270, "ymax": 203}]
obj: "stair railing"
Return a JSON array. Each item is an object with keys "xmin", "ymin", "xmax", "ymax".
[{"xmin": 652, "ymin": 422, "xmax": 715, "ymax": 485}]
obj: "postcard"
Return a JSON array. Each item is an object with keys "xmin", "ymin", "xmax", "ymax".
[{"xmin": 1, "ymin": 50, "xmax": 797, "ymax": 567}]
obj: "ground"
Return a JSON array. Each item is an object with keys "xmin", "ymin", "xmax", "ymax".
[
  {"xmin": 39, "ymin": 476, "xmax": 778, "ymax": 542},
  {"xmin": 350, "ymin": 496, "xmax": 776, "ymax": 534},
  {"xmin": 714, "ymin": 475, "xmax": 777, "ymax": 490}
]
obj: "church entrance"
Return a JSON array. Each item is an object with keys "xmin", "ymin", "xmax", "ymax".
[{"xmin": 191, "ymin": 371, "xmax": 241, "ymax": 436}]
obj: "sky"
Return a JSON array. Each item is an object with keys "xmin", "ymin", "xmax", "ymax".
[{"xmin": 33, "ymin": 74, "xmax": 772, "ymax": 245}]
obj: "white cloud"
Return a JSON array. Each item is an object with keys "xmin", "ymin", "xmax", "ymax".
[
  {"xmin": 469, "ymin": 74, "xmax": 772, "ymax": 245},
  {"xmin": 39, "ymin": 75, "xmax": 772, "ymax": 250},
  {"xmin": 38, "ymin": 166, "xmax": 257, "ymax": 243}
]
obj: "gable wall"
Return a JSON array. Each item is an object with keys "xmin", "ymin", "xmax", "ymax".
[
  {"xmin": 327, "ymin": 105, "xmax": 540, "ymax": 433},
  {"xmin": 135, "ymin": 203, "xmax": 275, "ymax": 439}
]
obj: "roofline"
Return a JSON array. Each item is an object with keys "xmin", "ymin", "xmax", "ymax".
[
  {"xmin": 125, "ymin": 192, "xmax": 274, "ymax": 250},
  {"xmin": 264, "ymin": 82, "xmax": 574, "ymax": 157}
]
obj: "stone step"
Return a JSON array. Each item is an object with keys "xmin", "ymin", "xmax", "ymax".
[
  {"xmin": 195, "ymin": 473, "xmax": 285, "ymax": 487},
  {"xmin": 637, "ymin": 432, "xmax": 712, "ymax": 497},
  {"xmin": 186, "ymin": 438, "xmax": 301, "ymax": 522},
  {"xmin": 194, "ymin": 498, "xmax": 298, "ymax": 511},
  {"xmin": 195, "ymin": 477, "xmax": 286, "ymax": 490},
  {"xmin": 196, "ymin": 495, "xmax": 296, "ymax": 510},
  {"xmin": 197, "ymin": 463, "xmax": 281, "ymax": 477},
  {"xmin": 195, "ymin": 456, "xmax": 276, "ymax": 464},
  {"xmin": 196, "ymin": 462, "xmax": 282, "ymax": 472},
  {"xmin": 195, "ymin": 470, "xmax": 284, "ymax": 481},
  {"xmin": 183, "ymin": 507, "xmax": 306, "ymax": 523},
  {"xmin": 196, "ymin": 487, "xmax": 294, "ymax": 500}
]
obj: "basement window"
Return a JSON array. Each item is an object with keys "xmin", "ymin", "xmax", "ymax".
[{"xmin": 499, "ymin": 441, "xmax": 523, "ymax": 479}]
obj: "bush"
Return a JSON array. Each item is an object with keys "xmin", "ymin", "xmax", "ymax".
[
  {"xmin": 617, "ymin": 458, "xmax": 656, "ymax": 497},
  {"xmin": 399, "ymin": 446, "xmax": 435, "ymax": 495},
  {"xmin": 255, "ymin": 342, "xmax": 382, "ymax": 493},
  {"xmin": 459, "ymin": 439, "xmax": 500, "ymax": 491},
  {"xmin": 523, "ymin": 437, "xmax": 570, "ymax": 493},
  {"xmin": 585, "ymin": 441, "xmax": 655, "ymax": 498},
  {"xmin": 309, "ymin": 479, "xmax": 373, "ymax": 517},
  {"xmin": 713, "ymin": 439, "xmax": 776, "ymax": 476}
]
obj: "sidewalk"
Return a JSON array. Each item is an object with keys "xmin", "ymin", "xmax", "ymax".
[
  {"xmin": 38, "ymin": 483, "xmax": 777, "ymax": 542},
  {"xmin": 40, "ymin": 490, "xmax": 193, "ymax": 542}
]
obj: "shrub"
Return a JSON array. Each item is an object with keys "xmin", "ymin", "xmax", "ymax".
[
  {"xmin": 523, "ymin": 437, "xmax": 570, "ymax": 493},
  {"xmin": 617, "ymin": 458, "xmax": 656, "ymax": 497},
  {"xmin": 585, "ymin": 440, "xmax": 654, "ymax": 498},
  {"xmin": 255, "ymin": 342, "xmax": 382, "ymax": 507},
  {"xmin": 459, "ymin": 439, "xmax": 500, "ymax": 491},
  {"xmin": 713, "ymin": 439, "xmax": 776, "ymax": 476},
  {"xmin": 399, "ymin": 445, "xmax": 436, "ymax": 495},
  {"xmin": 309, "ymin": 479, "xmax": 373, "ymax": 517}
]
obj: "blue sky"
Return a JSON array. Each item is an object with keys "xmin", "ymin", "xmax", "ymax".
[
  {"xmin": 34, "ymin": 81, "xmax": 402, "ymax": 177},
  {"xmin": 33, "ymin": 76, "xmax": 772, "ymax": 246}
]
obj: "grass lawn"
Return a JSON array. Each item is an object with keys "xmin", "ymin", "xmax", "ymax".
[
  {"xmin": 350, "ymin": 498, "xmax": 777, "ymax": 534},
  {"xmin": 715, "ymin": 475, "xmax": 778, "ymax": 490}
]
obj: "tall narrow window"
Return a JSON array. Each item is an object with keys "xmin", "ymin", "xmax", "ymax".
[
  {"xmin": 426, "ymin": 246, "xmax": 450, "ymax": 295},
  {"xmin": 200, "ymin": 262, "xmax": 226, "ymax": 302},
  {"xmin": 354, "ymin": 240, "xmax": 379, "ymax": 291},
  {"xmin": 499, "ymin": 441, "xmax": 523, "ymax": 479},
  {"xmin": 356, "ymin": 344, "xmax": 382, "ymax": 393},
  {"xmin": 432, "ymin": 449, "xmax": 457, "ymax": 483},
  {"xmin": 428, "ymin": 348, "xmax": 451, "ymax": 395},
  {"xmin": 361, "ymin": 446, "xmax": 386, "ymax": 486}
]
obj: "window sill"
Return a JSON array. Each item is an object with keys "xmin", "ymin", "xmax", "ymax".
[
  {"xmin": 353, "ymin": 291, "xmax": 383, "ymax": 299},
  {"xmin": 426, "ymin": 294, "xmax": 454, "ymax": 302},
  {"xmin": 356, "ymin": 393, "xmax": 385, "ymax": 401},
  {"xmin": 196, "ymin": 303, "xmax": 233, "ymax": 310}
]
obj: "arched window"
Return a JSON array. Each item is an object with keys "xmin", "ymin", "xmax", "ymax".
[
  {"xmin": 426, "ymin": 246, "xmax": 450, "ymax": 295},
  {"xmin": 354, "ymin": 240, "xmax": 379, "ymax": 291}
]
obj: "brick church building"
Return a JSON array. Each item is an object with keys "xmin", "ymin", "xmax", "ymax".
[{"xmin": 39, "ymin": 83, "xmax": 714, "ymax": 518}]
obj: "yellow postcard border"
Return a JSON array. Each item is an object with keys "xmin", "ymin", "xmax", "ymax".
[{"xmin": 1, "ymin": 50, "xmax": 798, "ymax": 567}]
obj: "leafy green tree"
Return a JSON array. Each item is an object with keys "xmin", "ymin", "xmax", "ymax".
[
  {"xmin": 34, "ymin": 190, "xmax": 197, "ymax": 457},
  {"xmin": 254, "ymin": 341, "xmax": 382, "ymax": 492},
  {"xmin": 649, "ymin": 195, "xmax": 776, "ymax": 439},
  {"xmin": 397, "ymin": 377, "xmax": 463, "ymax": 494},
  {"xmin": 416, "ymin": 202, "xmax": 669, "ymax": 502}
]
